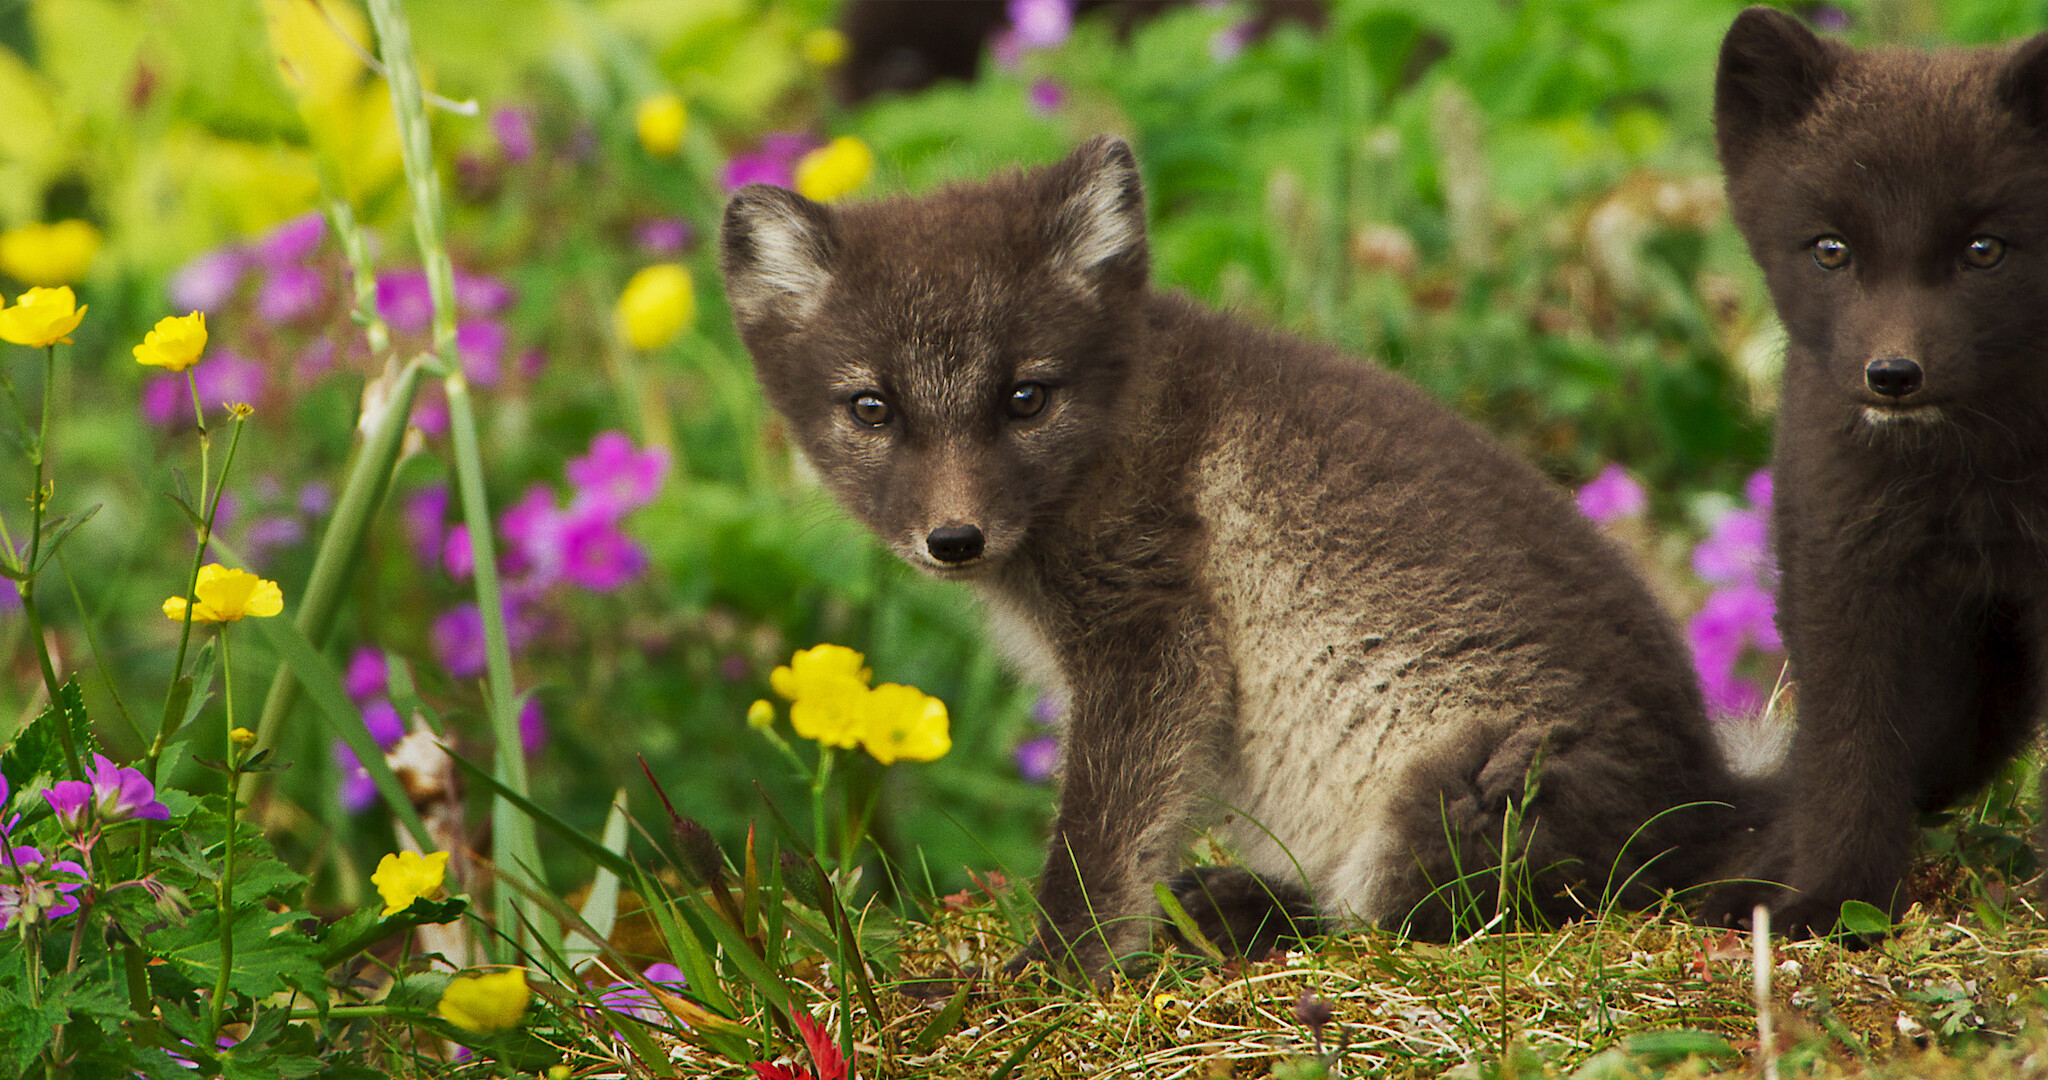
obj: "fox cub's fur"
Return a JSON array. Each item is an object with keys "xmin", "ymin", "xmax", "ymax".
[
  {"xmin": 1712, "ymin": 9, "xmax": 2048, "ymax": 936},
  {"xmin": 722, "ymin": 138, "xmax": 1749, "ymax": 973}
]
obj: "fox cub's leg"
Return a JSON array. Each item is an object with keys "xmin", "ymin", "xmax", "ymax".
[
  {"xmin": 1014, "ymin": 605, "xmax": 1235, "ymax": 979},
  {"xmin": 1163, "ymin": 866, "xmax": 1322, "ymax": 959}
]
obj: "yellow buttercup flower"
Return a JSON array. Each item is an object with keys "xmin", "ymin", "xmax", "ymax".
[
  {"xmin": 133, "ymin": 312, "xmax": 208, "ymax": 372},
  {"xmin": 858, "ymin": 682, "xmax": 951, "ymax": 764},
  {"xmin": 771, "ymin": 644, "xmax": 871, "ymax": 702},
  {"xmin": 747, "ymin": 699, "xmax": 776, "ymax": 729},
  {"xmin": 229, "ymin": 727, "xmax": 256, "ymax": 747},
  {"xmin": 0, "ymin": 286, "xmax": 86, "ymax": 348},
  {"xmin": 372, "ymin": 849, "xmax": 451, "ymax": 916},
  {"xmin": 795, "ymin": 136, "xmax": 874, "ymax": 203},
  {"xmin": 635, "ymin": 92, "xmax": 687, "ymax": 157},
  {"xmin": 437, "ymin": 968, "xmax": 530, "ymax": 1033},
  {"xmin": 802, "ymin": 27, "xmax": 849, "ymax": 68},
  {"xmin": 614, "ymin": 263, "xmax": 695, "ymax": 351},
  {"xmin": 0, "ymin": 220, "xmax": 100, "ymax": 286},
  {"xmin": 162, "ymin": 564, "xmax": 284, "ymax": 624},
  {"xmin": 789, "ymin": 679, "xmax": 871, "ymax": 749}
]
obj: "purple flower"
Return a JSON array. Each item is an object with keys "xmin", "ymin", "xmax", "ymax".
[
  {"xmin": 637, "ymin": 218, "xmax": 694, "ymax": 255},
  {"xmin": 297, "ymin": 338, "xmax": 337, "ymax": 379},
  {"xmin": 403, "ymin": 485, "xmax": 450, "ymax": 570},
  {"xmin": 1744, "ymin": 469, "xmax": 1774, "ymax": 511},
  {"xmin": 431, "ymin": 600, "xmax": 539, "ymax": 679},
  {"xmin": 1688, "ymin": 583, "xmax": 1780, "ymax": 719},
  {"xmin": 195, "ymin": 353, "xmax": 267, "ymax": 412},
  {"xmin": 298, "ymin": 480, "xmax": 333, "ymax": 518},
  {"xmin": 456, "ymin": 319, "xmax": 508, "ymax": 387},
  {"xmin": 1028, "ymin": 78, "xmax": 1066, "ymax": 114},
  {"xmin": 256, "ymin": 264, "xmax": 326, "ymax": 323},
  {"xmin": 720, "ymin": 654, "xmax": 748, "ymax": 682},
  {"xmin": 377, "ymin": 270, "xmax": 433, "ymax": 333},
  {"xmin": 0, "ymin": 844, "xmax": 87, "ymax": 929},
  {"xmin": 566, "ymin": 431, "xmax": 667, "ymax": 515},
  {"xmin": 721, "ymin": 152, "xmax": 796, "ymax": 192},
  {"xmin": 1693, "ymin": 507, "xmax": 1770, "ymax": 587},
  {"xmin": 83, "ymin": 753, "xmax": 169, "ymax": 823},
  {"xmin": 344, "ymin": 646, "xmax": 388, "ymax": 704},
  {"xmin": 1210, "ymin": 20, "xmax": 1256, "ymax": 62},
  {"xmin": 245, "ymin": 515, "xmax": 306, "ymax": 557},
  {"xmin": 519, "ymin": 697, "xmax": 548, "ymax": 756},
  {"xmin": 1015, "ymin": 734, "xmax": 1060, "ymax": 782},
  {"xmin": 334, "ymin": 740, "xmax": 377, "ymax": 814},
  {"xmin": 141, "ymin": 377, "xmax": 182, "ymax": 426},
  {"xmin": 1031, "ymin": 695, "xmax": 1064, "ymax": 725},
  {"xmin": 596, "ymin": 963, "xmax": 689, "ymax": 1025},
  {"xmin": 360, "ymin": 698, "xmax": 407, "ymax": 750},
  {"xmin": 170, "ymin": 248, "xmax": 248, "ymax": 312},
  {"xmin": 257, "ymin": 212, "xmax": 326, "ymax": 267},
  {"xmin": 42, "ymin": 781, "xmax": 91, "ymax": 831},
  {"xmin": 500, "ymin": 484, "xmax": 565, "ymax": 581},
  {"xmin": 1576, "ymin": 463, "xmax": 1647, "ymax": 524},
  {"xmin": 493, "ymin": 106, "xmax": 536, "ymax": 163},
  {"xmin": 210, "ymin": 491, "xmax": 240, "ymax": 536},
  {"xmin": 443, "ymin": 523, "xmax": 475, "ymax": 581},
  {"xmin": 761, "ymin": 132, "xmax": 814, "ymax": 159},
  {"xmin": 520, "ymin": 349, "xmax": 547, "ymax": 379},
  {"xmin": 1007, "ymin": 0, "xmax": 1073, "ymax": 50},
  {"xmin": 455, "ymin": 272, "xmax": 514, "ymax": 315},
  {"xmin": 560, "ymin": 509, "xmax": 648, "ymax": 592},
  {"xmin": 412, "ymin": 396, "xmax": 449, "ymax": 438}
]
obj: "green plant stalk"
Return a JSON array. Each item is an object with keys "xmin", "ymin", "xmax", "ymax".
[
  {"xmin": 811, "ymin": 746, "xmax": 835, "ymax": 869},
  {"xmin": 211, "ymin": 626, "xmax": 239, "ymax": 1040},
  {"xmin": 151, "ymin": 382, "xmax": 244, "ymax": 782},
  {"xmin": 18, "ymin": 344, "xmax": 84, "ymax": 781},
  {"xmin": 366, "ymin": 0, "xmax": 552, "ymax": 964}
]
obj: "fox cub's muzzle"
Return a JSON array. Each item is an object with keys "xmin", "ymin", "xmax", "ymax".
[
  {"xmin": 1864, "ymin": 358, "xmax": 1923, "ymax": 399},
  {"xmin": 926, "ymin": 524, "xmax": 986, "ymax": 564}
]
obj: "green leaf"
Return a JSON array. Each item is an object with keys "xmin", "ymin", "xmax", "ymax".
[
  {"xmin": 316, "ymin": 896, "xmax": 469, "ymax": 968},
  {"xmin": 1153, "ymin": 881, "xmax": 1225, "ymax": 965},
  {"xmin": 1622, "ymin": 1029, "xmax": 1739, "ymax": 1065},
  {"xmin": 2, "ymin": 675, "xmax": 94, "ymax": 792},
  {"xmin": 907, "ymin": 981, "xmax": 971, "ymax": 1054},
  {"xmin": 246, "ymin": 612, "xmax": 432, "ymax": 848},
  {"xmin": 447, "ymin": 749, "xmax": 636, "ymax": 880},
  {"xmin": 990, "ymin": 1012, "xmax": 1074, "ymax": 1080},
  {"xmin": 27, "ymin": 501, "xmax": 101, "ymax": 574},
  {"xmin": 149, "ymin": 909, "xmax": 327, "ymax": 1002},
  {"xmin": 1837, "ymin": 900, "xmax": 1894, "ymax": 938}
]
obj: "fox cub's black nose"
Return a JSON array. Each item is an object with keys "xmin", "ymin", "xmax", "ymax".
[
  {"xmin": 926, "ymin": 525, "xmax": 985, "ymax": 564},
  {"xmin": 1864, "ymin": 358, "xmax": 1923, "ymax": 398}
]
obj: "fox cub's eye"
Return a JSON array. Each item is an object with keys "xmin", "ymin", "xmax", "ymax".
[
  {"xmin": 1963, "ymin": 235, "xmax": 2006, "ymax": 269},
  {"xmin": 1811, "ymin": 236, "xmax": 1851, "ymax": 270},
  {"xmin": 1006, "ymin": 382, "xmax": 1050, "ymax": 420},
  {"xmin": 849, "ymin": 393, "xmax": 891, "ymax": 427}
]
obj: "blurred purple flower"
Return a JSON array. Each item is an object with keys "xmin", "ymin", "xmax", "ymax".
[
  {"xmin": 42, "ymin": 781, "xmax": 91, "ymax": 831},
  {"xmin": 257, "ymin": 264, "xmax": 326, "ymax": 323},
  {"xmin": 362, "ymin": 698, "xmax": 407, "ymax": 749},
  {"xmin": 211, "ymin": 491, "xmax": 240, "ymax": 536},
  {"xmin": 443, "ymin": 523, "xmax": 475, "ymax": 581},
  {"xmin": 500, "ymin": 484, "xmax": 565, "ymax": 581},
  {"xmin": 245, "ymin": 515, "xmax": 305, "ymax": 557},
  {"xmin": 720, "ymin": 653, "xmax": 748, "ymax": 682},
  {"xmin": 377, "ymin": 270, "xmax": 433, "ymax": 333},
  {"xmin": 403, "ymin": 485, "xmax": 450, "ymax": 569},
  {"xmin": 559, "ymin": 510, "xmax": 648, "ymax": 592},
  {"xmin": 761, "ymin": 132, "xmax": 814, "ymax": 159},
  {"xmin": 1028, "ymin": 78, "xmax": 1065, "ymax": 114},
  {"xmin": 455, "ymin": 272, "xmax": 514, "ymax": 315},
  {"xmin": 520, "ymin": 349, "xmax": 547, "ymax": 379},
  {"xmin": 412, "ymin": 396, "xmax": 449, "ymax": 438},
  {"xmin": 566, "ymin": 431, "xmax": 667, "ymax": 515},
  {"xmin": 1576, "ymin": 463, "xmax": 1647, "ymax": 523},
  {"xmin": 1008, "ymin": 0, "xmax": 1073, "ymax": 49},
  {"xmin": 1693, "ymin": 506, "xmax": 1771, "ymax": 587},
  {"xmin": 84, "ymin": 753, "xmax": 169, "ymax": 823},
  {"xmin": 432, "ymin": 599, "xmax": 539, "ymax": 679},
  {"xmin": 637, "ymin": 218, "xmax": 695, "ymax": 255},
  {"xmin": 298, "ymin": 480, "xmax": 333, "ymax": 518},
  {"xmin": 722, "ymin": 152, "xmax": 795, "ymax": 192},
  {"xmin": 169, "ymin": 248, "xmax": 248, "ymax": 312},
  {"xmin": 1813, "ymin": 5, "xmax": 1849, "ymax": 31},
  {"xmin": 257, "ymin": 212, "xmax": 325, "ymax": 267},
  {"xmin": 334, "ymin": 740, "xmax": 377, "ymax": 814},
  {"xmin": 141, "ymin": 377, "xmax": 181, "ymax": 426},
  {"xmin": 1744, "ymin": 469, "xmax": 1774, "ymax": 511},
  {"xmin": 493, "ymin": 106, "xmax": 536, "ymax": 163},
  {"xmin": 297, "ymin": 338, "xmax": 336, "ymax": 380},
  {"xmin": 195, "ymin": 353, "xmax": 267, "ymax": 413},
  {"xmin": 1688, "ymin": 582, "xmax": 1780, "ymax": 719},
  {"xmin": 456, "ymin": 319, "xmax": 507, "ymax": 387},
  {"xmin": 344, "ymin": 646, "xmax": 388, "ymax": 703},
  {"xmin": 595, "ymin": 963, "xmax": 689, "ymax": 1024},
  {"xmin": 990, "ymin": 28, "xmax": 1024, "ymax": 69},
  {"xmin": 519, "ymin": 697, "xmax": 548, "ymax": 756},
  {"xmin": 1031, "ymin": 695, "xmax": 1064, "ymax": 725},
  {"xmin": 1210, "ymin": 20, "xmax": 1256, "ymax": 62},
  {"xmin": 1016, "ymin": 735, "xmax": 1059, "ymax": 783}
]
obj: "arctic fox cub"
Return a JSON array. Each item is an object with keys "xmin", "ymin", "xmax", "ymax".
[{"xmin": 722, "ymin": 137, "xmax": 1750, "ymax": 974}]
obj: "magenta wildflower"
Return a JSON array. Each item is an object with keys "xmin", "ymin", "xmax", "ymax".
[
  {"xmin": 257, "ymin": 212, "xmax": 326, "ymax": 267},
  {"xmin": 256, "ymin": 263, "xmax": 326, "ymax": 323},
  {"xmin": 722, "ymin": 152, "xmax": 796, "ymax": 192},
  {"xmin": 1576, "ymin": 463, "xmax": 1648, "ymax": 523},
  {"xmin": 196, "ymin": 353, "xmax": 267, "ymax": 413},
  {"xmin": 1031, "ymin": 695, "xmax": 1064, "ymax": 724},
  {"xmin": 363, "ymin": 698, "xmax": 407, "ymax": 749},
  {"xmin": 377, "ymin": 270, "xmax": 433, "ymax": 333},
  {"xmin": 1209, "ymin": 20, "xmax": 1256, "ymax": 62},
  {"xmin": 520, "ymin": 348, "xmax": 547, "ymax": 379},
  {"xmin": 1688, "ymin": 583, "xmax": 1780, "ymax": 718},
  {"xmin": 245, "ymin": 515, "xmax": 306, "ymax": 558},
  {"xmin": 141, "ymin": 377, "xmax": 181, "ymax": 426},
  {"xmin": 296, "ymin": 337, "xmax": 337, "ymax": 379},
  {"xmin": 1028, "ymin": 78, "xmax": 1066, "ymax": 114},
  {"xmin": 443, "ymin": 523, "xmax": 475, "ymax": 581},
  {"xmin": 499, "ymin": 484, "xmax": 565, "ymax": 581},
  {"xmin": 455, "ymin": 271, "xmax": 514, "ymax": 315},
  {"xmin": 402, "ymin": 485, "xmax": 450, "ymax": 570},
  {"xmin": 83, "ymin": 753, "xmax": 170, "ymax": 823},
  {"xmin": 0, "ymin": 844, "xmax": 88, "ymax": 929},
  {"xmin": 637, "ymin": 218, "xmax": 695, "ymax": 255},
  {"xmin": 456, "ymin": 319, "xmax": 507, "ymax": 387},
  {"xmin": 42, "ymin": 781, "xmax": 92, "ymax": 831},
  {"xmin": 519, "ymin": 697, "xmax": 548, "ymax": 756},
  {"xmin": 595, "ymin": 963, "xmax": 689, "ymax": 1025},
  {"xmin": 1007, "ymin": 0, "xmax": 1073, "ymax": 49},
  {"xmin": 412, "ymin": 395, "xmax": 449, "ymax": 438},
  {"xmin": 334, "ymin": 741, "xmax": 377, "ymax": 814},
  {"xmin": 169, "ymin": 247, "xmax": 248, "ymax": 312},
  {"xmin": 566, "ymin": 431, "xmax": 667, "ymax": 514},
  {"xmin": 1015, "ymin": 734, "xmax": 1060, "ymax": 782},
  {"xmin": 298, "ymin": 480, "xmax": 333, "ymax": 517},
  {"xmin": 344, "ymin": 646, "xmax": 388, "ymax": 703},
  {"xmin": 432, "ymin": 600, "xmax": 539, "ymax": 679},
  {"xmin": 559, "ymin": 506, "xmax": 648, "ymax": 592},
  {"xmin": 210, "ymin": 491, "xmax": 240, "ymax": 536},
  {"xmin": 493, "ymin": 106, "xmax": 537, "ymax": 162}
]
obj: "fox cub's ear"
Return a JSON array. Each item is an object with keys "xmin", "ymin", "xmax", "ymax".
[
  {"xmin": 1714, "ymin": 7, "xmax": 1843, "ymax": 171},
  {"xmin": 1041, "ymin": 136, "xmax": 1148, "ymax": 297},
  {"xmin": 721, "ymin": 185, "xmax": 838, "ymax": 332},
  {"xmin": 2000, "ymin": 31, "xmax": 2048, "ymax": 135}
]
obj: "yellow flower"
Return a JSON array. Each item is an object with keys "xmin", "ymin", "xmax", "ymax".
[
  {"xmin": 614, "ymin": 263, "xmax": 695, "ymax": 351},
  {"xmin": 859, "ymin": 683, "xmax": 951, "ymax": 764},
  {"xmin": 133, "ymin": 312, "xmax": 208, "ymax": 372},
  {"xmin": 771, "ymin": 644, "xmax": 871, "ymax": 702},
  {"xmin": 229, "ymin": 727, "xmax": 256, "ymax": 747},
  {"xmin": 162, "ymin": 564, "xmax": 285, "ymax": 624},
  {"xmin": 0, "ymin": 286, "xmax": 86, "ymax": 348},
  {"xmin": 635, "ymin": 92, "xmax": 687, "ymax": 157},
  {"xmin": 789, "ymin": 680, "xmax": 870, "ymax": 749},
  {"xmin": 0, "ymin": 220, "xmax": 100, "ymax": 286},
  {"xmin": 437, "ymin": 968, "xmax": 530, "ymax": 1033},
  {"xmin": 747, "ymin": 699, "xmax": 776, "ymax": 729},
  {"xmin": 795, "ymin": 136, "xmax": 875, "ymax": 203},
  {"xmin": 802, "ymin": 27, "xmax": 849, "ymax": 68},
  {"xmin": 372, "ymin": 849, "xmax": 451, "ymax": 916}
]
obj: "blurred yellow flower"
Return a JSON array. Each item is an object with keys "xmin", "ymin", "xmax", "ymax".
[
  {"xmin": 747, "ymin": 699, "xmax": 776, "ymax": 729},
  {"xmin": 133, "ymin": 312, "xmax": 208, "ymax": 372},
  {"xmin": 372, "ymin": 849, "xmax": 450, "ymax": 916},
  {"xmin": 615, "ymin": 263, "xmax": 695, "ymax": 351},
  {"xmin": 229, "ymin": 727, "xmax": 256, "ymax": 747},
  {"xmin": 437, "ymin": 968, "xmax": 530, "ymax": 1033},
  {"xmin": 858, "ymin": 682, "xmax": 951, "ymax": 764},
  {"xmin": 0, "ymin": 286, "xmax": 85, "ymax": 347},
  {"xmin": 162, "ymin": 564, "xmax": 284, "ymax": 624},
  {"xmin": 0, "ymin": 220, "xmax": 99, "ymax": 286},
  {"xmin": 795, "ymin": 136, "xmax": 874, "ymax": 203},
  {"xmin": 803, "ymin": 27, "xmax": 849, "ymax": 68},
  {"xmin": 635, "ymin": 92, "xmax": 687, "ymax": 157}
]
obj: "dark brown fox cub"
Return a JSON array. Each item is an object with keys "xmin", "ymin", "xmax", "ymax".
[
  {"xmin": 1713, "ymin": 9, "xmax": 2048, "ymax": 935},
  {"xmin": 721, "ymin": 138, "xmax": 1748, "ymax": 975}
]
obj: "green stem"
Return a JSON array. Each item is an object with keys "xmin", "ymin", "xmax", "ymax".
[
  {"xmin": 811, "ymin": 746, "xmax": 835, "ymax": 866},
  {"xmin": 211, "ymin": 627, "xmax": 238, "ymax": 1040},
  {"xmin": 19, "ymin": 344, "xmax": 82, "ymax": 781}
]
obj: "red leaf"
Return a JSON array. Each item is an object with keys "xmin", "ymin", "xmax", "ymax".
[{"xmin": 795, "ymin": 1013, "xmax": 849, "ymax": 1080}]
